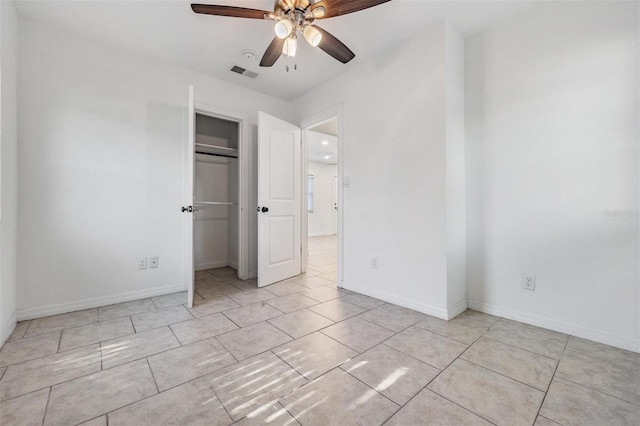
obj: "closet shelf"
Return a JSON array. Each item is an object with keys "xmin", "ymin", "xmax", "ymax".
[
  {"xmin": 195, "ymin": 143, "xmax": 238, "ymax": 158},
  {"xmin": 195, "ymin": 201, "xmax": 238, "ymax": 206}
]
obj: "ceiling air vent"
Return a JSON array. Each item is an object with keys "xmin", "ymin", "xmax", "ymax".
[{"xmin": 230, "ymin": 65, "xmax": 259, "ymax": 79}]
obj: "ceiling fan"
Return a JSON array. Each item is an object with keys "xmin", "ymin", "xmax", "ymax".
[{"xmin": 191, "ymin": 0, "xmax": 392, "ymax": 67}]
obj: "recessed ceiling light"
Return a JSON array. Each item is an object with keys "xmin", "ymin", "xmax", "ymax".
[
  {"xmin": 324, "ymin": 155, "xmax": 330, "ymax": 159},
  {"xmin": 321, "ymin": 140, "xmax": 329, "ymax": 145}
]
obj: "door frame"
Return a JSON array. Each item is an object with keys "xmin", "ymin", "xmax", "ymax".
[
  {"xmin": 300, "ymin": 104, "xmax": 345, "ymax": 287},
  {"xmin": 188, "ymin": 99, "xmax": 251, "ymax": 284}
]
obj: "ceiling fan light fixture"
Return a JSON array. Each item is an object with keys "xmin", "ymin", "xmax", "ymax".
[
  {"xmin": 282, "ymin": 35, "xmax": 297, "ymax": 57},
  {"xmin": 303, "ymin": 25, "xmax": 322, "ymax": 47},
  {"xmin": 311, "ymin": 6, "xmax": 326, "ymax": 18},
  {"xmin": 274, "ymin": 19, "xmax": 293, "ymax": 39}
]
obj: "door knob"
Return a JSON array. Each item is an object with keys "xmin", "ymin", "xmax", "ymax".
[{"xmin": 261, "ymin": 207, "xmax": 269, "ymax": 213}]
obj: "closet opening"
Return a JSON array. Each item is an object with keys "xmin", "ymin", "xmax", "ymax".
[{"xmin": 193, "ymin": 112, "xmax": 241, "ymax": 280}]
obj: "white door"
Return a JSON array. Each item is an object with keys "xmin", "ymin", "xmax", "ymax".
[
  {"xmin": 183, "ymin": 86, "xmax": 196, "ymax": 308},
  {"xmin": 258, "ymin": 112, "xmax": 302, "ymax": 287}
]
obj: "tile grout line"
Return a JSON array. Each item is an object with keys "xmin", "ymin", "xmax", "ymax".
[
  {"xmin": 337, "ymin": 364, "xmax": 404, "ymax": 409},
  {"xmin": 21, "ymin": 320, "xmax": 35, "ymax": 339},
  {"xmin": 204, "ymin": 380, "xmax": 235, "ymax": 423},
  {"xmin": 458, "ymin": 357, "xmax": 549, "ymax": 393},
  {"xmin": 56, "ymin": 331, "xmax": 63, "ymax": 354},
  {"xmin": 0, "ymin": 349, "xmax": 104, "ymax": 404},
  {"xmin": 99, "ymin": 342, "xmax": 103, "ymax": 371},
  {"xmin": 212, "ymin": 336, "xmax": 240, "ymax": 363},
  {"xmin": 129, "ymin": 316, "xmax": 137, "ymax": 334},
  {"xmin": 532, "ymin": 333, "xmax": 570, "ymax": 424},
  {"xmin": 552, "ymin": 374, "xmax": 640, "ymax": 408},
  {"xmin": 40, "ymin": 387, "xmax": 52, "ymax": 426},
  {"xmin": 0, "ymin": 333, "xmax": 64, "ymax": 369},
  {"xmin": 166, "ymin": 324, "xmax": 184, "ymax": 346},
  {"xmin": 385, "ymin": 317, "xmax": 500, "ymax": 425},
  {"xmin": 402, "ymin": 324, "xmax": 500, "ymax": 425},
  {"xmin": 474, "ymin": 334, "xmax": 562, "ymax": 362},
  {"xmin": 274, "ymin": 401, "xmax": 300, "ymax": 426},
  {"xmin": 269, "ymin": 349, "xmax": 310, "ymax": 387},
  {"xmin": 76, "ymin": 414, "xmax": 106, "ymax": 426},
  {"xmin": 219, "ymin": 311, "xmax": 245, "ymax": 330},
  {"xmin": 149, "ymin": 297, "xmax": 159, "ymax": 310},
  {"xmin": 145, "ymin": 358, "xmax": 161, "ymax": 394},
  {"xmin": 267, "ymin": 309, "xmax": 337, "ymax": 339}
]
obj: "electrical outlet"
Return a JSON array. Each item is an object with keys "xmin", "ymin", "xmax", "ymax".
[
  {"xmin": 371, "ymin": 256, "xmax": 378, "ymax": 270},
  {"xmin": 150, "ymin": 257, "xmax": 159, "ymax": 269},
  {"xmin": 137, "ymin": 257, "xmax": 148, "ymax": 270},
  {"xmin": 522, "ymin": 274, "xmax": 536, "ymax": 291}
]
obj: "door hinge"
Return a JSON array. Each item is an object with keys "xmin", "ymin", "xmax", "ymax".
[{"xmin": 181, "ymin": 206, "xmax": 193, "ymax": 213}]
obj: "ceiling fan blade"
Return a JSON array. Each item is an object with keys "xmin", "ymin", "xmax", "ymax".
[
  {"xmin": 312, "ymin": 0, "xmax": 391, "ymax": 19},
  {"xmin": 313, "ymin": 25, "xmax": 355, "ymax": 64},
  {"xmin": 260, "ymin": 37, "xmax": 286, "ymax": 67},
  {"xmin": 191, "ymin": 4, "xmax": 270, "ymax": 19}
]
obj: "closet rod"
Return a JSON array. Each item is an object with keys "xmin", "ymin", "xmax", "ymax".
[
  {"xmin": 195, "ymin": 151, "xmax": 238, "ymax": 159},
  {"xmin": 195, "ymin": 143, "xmax": 236, "ymax": 152},
  {"xmin": 195, "ymin": 201, "xmax": 238, "ymax": 206}
]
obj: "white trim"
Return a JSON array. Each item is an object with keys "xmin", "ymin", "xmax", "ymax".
[
  {"xmin": 468, "ymin": 299, "xmax": 640, "ymax": 353},
  {"xmin": 300, "ymin": 104, "xmax": 345, "ymax": 287},
  {"xmin": 446, "ymin": 298, "xmax": 468, "ymax": 320},
  {"xmin": 17, "ymin": 284, "xmax": 183, "ymax": 322},
  {"xmin": 195, "ymin": 261, "xmax": 228, "ymax": 271},
  {"xmin": 247, "ymin": 270, "xmax": 258, "ymax": 279},
  {"xmin": 301, "ymin": 131, "xmax": 309, "ymax": 274},
  {"xmin": 342, "ymin": 281, "xmax": 450, "ymax": 319},
  {"xmin": 1, "ymin": 310, "xmax": 18, "ymax": 346}
]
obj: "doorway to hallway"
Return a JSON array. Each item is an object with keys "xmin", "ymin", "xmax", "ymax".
[{"xmin": 303, "ymin": 115, "xmax": 340, "ymax": 285}]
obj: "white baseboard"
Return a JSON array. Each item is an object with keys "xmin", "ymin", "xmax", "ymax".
[
  {"xmin": 228, "ymin": 261, "xmax": 238, "ymax": 270},
  {"xmin": 1, "ymin": 310, "xmax": 17, "ymax": 347},
  {"xmin": 342, "ymin": 281, "xmax": 450, "ymax": 319},
  {"xmin": 447, "ymin": 298, "xmax": 468, "ymax": 320},
  {"xmin": 468, "ymin": 299, "xmax": 640, "ymax": 353},
  {"xmin": 17, "ymin": 283, "xmax": 184, "ymax": 322},
  {"xmin": 195, "ymin": 261, "xmax": 228, "ymax": 271},
  {"xmin": 247, "ymin": 270, "xmax": 257, "ymax": 279}
]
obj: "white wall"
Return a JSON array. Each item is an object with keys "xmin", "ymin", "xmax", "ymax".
[
  {"xmin": 194, "ymin": 156, "xmax": 231, "ymax": 270},
  {"xmin": 0, "ymin": 0, "xmax": 18, "ymax": 345},
  {"xmin": 445, "ymin": 23, "xmax": 467, "ymax": 315},
  {"xmin": 465, "ymin": 1, "xmax": 639, "ymax": 351},
  {"xmin": 293, "ymin": 23, "xmax": 466, "ymax": 319},
  {"xmin": 307, "ymin": 161, "xmax": 337, "ymax": 237},
  {"xmin": 17, "ymin": 19, "xmax": 294, "ymax": 319}
]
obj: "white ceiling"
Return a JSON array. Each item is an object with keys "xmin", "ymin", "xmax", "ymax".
[
  {"xmin": 309, "ymin": 118, "xmax": 337, "ymax": 137},
  {"xmin": 307, "ymin": 127, "xmax": 337, "ymax": 165},
  {"xmin": 15, "ymin": 0, "xmax": 539, "ymax": 100}
]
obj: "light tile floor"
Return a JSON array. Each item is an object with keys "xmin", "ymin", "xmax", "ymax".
[{"xmin": 1, "ymin": 235, "xmax": 639, "ymax": 425}]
